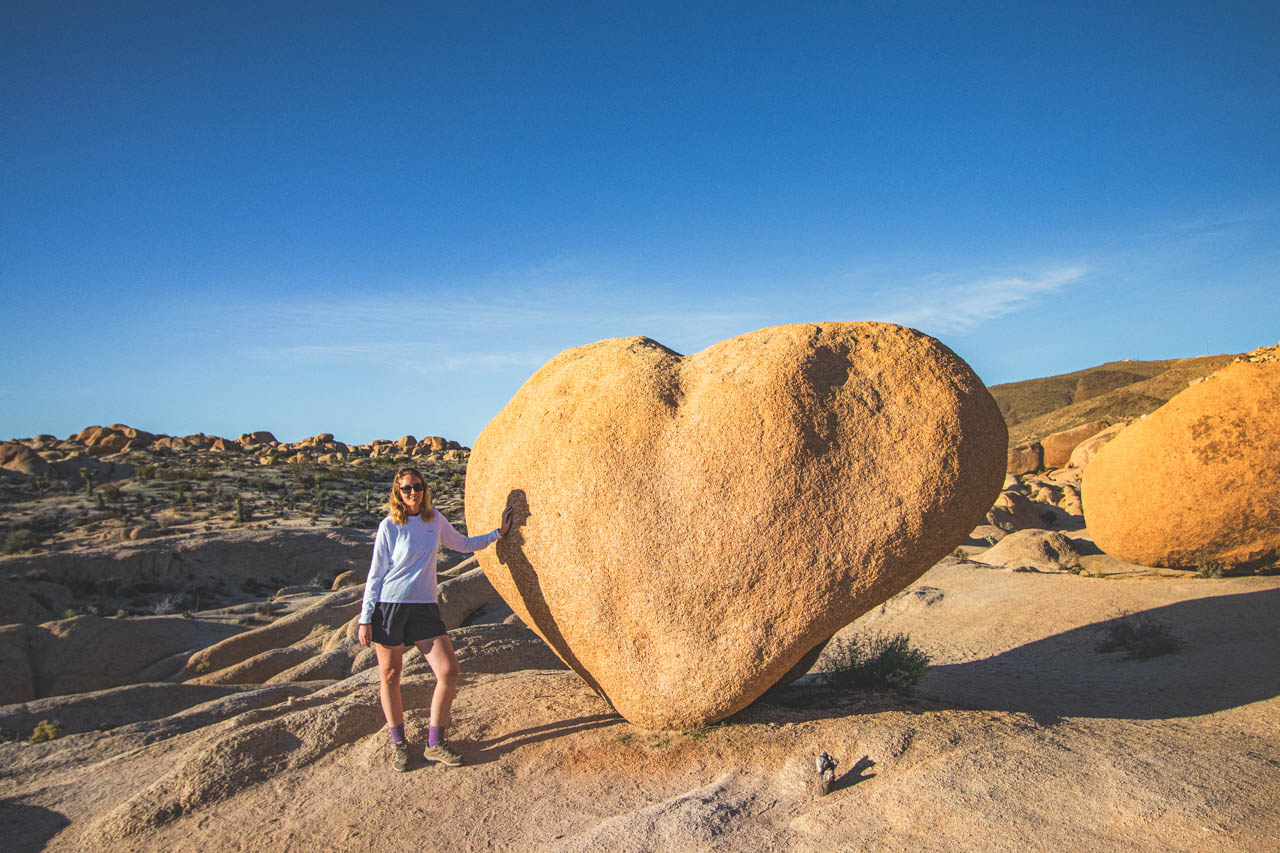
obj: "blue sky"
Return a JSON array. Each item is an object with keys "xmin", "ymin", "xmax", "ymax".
[{"xmin": 3, "ymin": 1, "xmax": 1277, "ymax": 446}]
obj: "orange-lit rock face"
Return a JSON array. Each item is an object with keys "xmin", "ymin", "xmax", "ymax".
[
  {"xmin": 466, "ymin": 323, "xmax": 1006, "ymax": 728},
  {"xmin": 1084, "ymin": 361, "xmax": 1280, "ymax": 572}
]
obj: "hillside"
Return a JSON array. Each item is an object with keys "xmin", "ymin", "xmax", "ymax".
[{"xmin": 988, "ymin": 352, "xmax": 1239, "ymax": 446}]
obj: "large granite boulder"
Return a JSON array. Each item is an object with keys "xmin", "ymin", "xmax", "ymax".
[
  {"xmin": 1069, "ymin": 423, "xmax": 1126, "ymax": 468},
  {"xmin": 1041, "ymin": 420, "xmax": 1109, "ymax": 468},
  {"xmin": 1083, "ymin": 361, "xmax": 1280, "ymax": 570},
  {"xmin": 465, "ymin": 322, "xmax": 1006, "ymax": 728},
  {"xmin": 1007, "ymin": 442, "xmax": 1043, "ymax": 475}
]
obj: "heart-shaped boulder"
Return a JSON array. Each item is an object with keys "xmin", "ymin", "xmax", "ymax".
[{"xmin": 466, "ymin": 322, "xmax": 1006, "ymax": 728}]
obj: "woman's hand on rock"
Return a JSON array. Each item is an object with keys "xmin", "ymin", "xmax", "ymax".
[{"xmin": 499, "ymin": 506, "xmax": 513, "ymax": 537}]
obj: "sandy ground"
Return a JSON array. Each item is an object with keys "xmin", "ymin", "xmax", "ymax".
[{"xmin": 2, "ymin": 556, "xmax": 1278, "ymax": 852}]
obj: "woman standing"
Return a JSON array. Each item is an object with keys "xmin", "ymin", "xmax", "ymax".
[{"xmin": 358, "ymin": 466, "xmax": 511, "ymax": 771}]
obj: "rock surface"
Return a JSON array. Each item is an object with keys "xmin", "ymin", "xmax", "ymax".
[
  {"xmin": 1069, "ymin": 423, "xmax": 1127, "ymax": 468},
  {"xmin": 1041, "ymin": 420, "xmax": 1109, "ymax": 468},
  {"xmin": 1083, "ymin": 361, "xmax": 1280, "ymax": 570},
  {"xmin": 1006, "ymin": 442, "xmax": 1043, "ymax": 474},
  {"xmin": 466, "ymin": 322, "xmax": 1007, "ymax": 728},
  {"xmin": 976, "ymin": 529, "xmax": 1083, "ymax": 572}
]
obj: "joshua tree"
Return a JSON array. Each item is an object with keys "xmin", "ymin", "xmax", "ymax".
[{"xmin": 79, "ymin": 467, "xmax": 97, "ymax": 496}]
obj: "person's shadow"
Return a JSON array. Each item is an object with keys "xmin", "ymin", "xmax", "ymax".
[{"xmin": 465, "ymin": 713, "xmax": 623, "ymax": 764}]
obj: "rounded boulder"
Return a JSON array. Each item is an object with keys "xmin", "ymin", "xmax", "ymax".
[
  {"xmin": 465, "ymin": 322, "xmax": 1006, "ymax": 728},
  {"xmin": 1082, "ymin": 361, "xmax": 1280, "ymax": 570}
]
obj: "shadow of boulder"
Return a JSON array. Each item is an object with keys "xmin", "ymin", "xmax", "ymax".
[{"xmin": 923, "ymin": 587, "xmax": 1280, "ymax": 723}]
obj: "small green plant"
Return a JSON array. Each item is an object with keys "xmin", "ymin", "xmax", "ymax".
[
  {"xmin": 1063, "ymin": 555, "xmax": 1084, "ymax": 575},
  {"xmin": 0, "ymin": 724, "xmax": 16, "ymax": 742},
  {"xmin": 30, "ymin": 719, "xmax": 64, "ymax": 743},
  {"xmin": 3, "ymin": 528, "xmax": 36, "ymax": 554},
  {"xmin": 651, "ymin": 735, "xmax": 670, "ymax": 749},
  {"xmin": 79, "ymin": 466, "xmax": 97, "ymax": 495},
  {"xmin": 686, "ymin": 722, "xmax": 723, "ymax": 741},
  {"xmin": 61, "ymin": 607, "xmax": 80, "ymax": 620},
  {"xmin": 617, "ymin": 732, "xmax": 632, "ymax": 745},
  {"xmin": 234, "ymin": 495, "xmax": 251, "ymax": 524},
  {"xmin": 134, "ymin": 462, "xmax": 157, "ymax": 480},
  {"xmin": 256, "ymin": 601, "xmax": 277, "ymax": 617},
  {"xmin": 1095, "ymin": 611, "xmax": 1181, "ymax": 660},
  {"xmin": 951, "ymin": 547, "xmax": 967, "ymax": 559},
  {"xmin": 984, "ymin": 534, "xmax": 999, "ymax": 546},
  {"xmin": 820, "ymin": 632, "xmax": 932, "ymax": 691},
  {"xmin": 1194, "ymin": 555, "xmax": 1223, "ymax": 578}
]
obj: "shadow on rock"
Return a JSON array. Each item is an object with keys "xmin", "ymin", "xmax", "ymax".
[
  {"xmin": 494, "ymin": 490, "xmax": 607, "ymax": 700},
  {"xmin": 0, "ymin": 799, "xmax": 71, "ymax": 853},
  {"xmin": 925, "ymin": 587, "xmax": 1280, "ymax": 724},
  {"xmin": 467, "ymin": 712, "xmax": 623, "ymax": 764}
]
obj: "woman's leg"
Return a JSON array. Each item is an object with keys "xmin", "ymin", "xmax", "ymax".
[
  {"xmin": 415, "ymin": 634, "xmax": 459, "ymax": 729},
  {"xmin": 374, "ymin": 642, "xmax": 405, "ymax": 728}
]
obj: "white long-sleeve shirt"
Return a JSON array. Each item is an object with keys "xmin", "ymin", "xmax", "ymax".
[{"xmin": 359, "ymin": 511, "xmax": 500, "ymax": 624}]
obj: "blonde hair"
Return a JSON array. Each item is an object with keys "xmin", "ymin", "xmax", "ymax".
[{"xmin": 388, "ymin": 466, "xmax": 433, "ymax": 524}]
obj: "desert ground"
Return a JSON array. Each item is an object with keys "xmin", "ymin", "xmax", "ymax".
[{"xmin": 1, "ymin": 351, "xmax": 1277, "ymax": 852}]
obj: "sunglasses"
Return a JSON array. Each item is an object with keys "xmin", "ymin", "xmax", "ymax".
[{"xmin": 399, "ymin": 483, "xmax": 426, "ymax": 494}]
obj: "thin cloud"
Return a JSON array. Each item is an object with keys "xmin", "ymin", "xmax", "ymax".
[{"xmin": 869, "ymin": 266, "xmax": 1088, "ymax": 334}]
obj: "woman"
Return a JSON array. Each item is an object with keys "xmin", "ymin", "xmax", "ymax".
[{"xmin": 358, "ymin": 466, "xmax": 511, "ymax": 772}]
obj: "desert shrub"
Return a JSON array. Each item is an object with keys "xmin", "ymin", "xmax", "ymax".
[
  {"xmin": 1194, "ymin": 555, "xmax": 1223, "ymax": 578},
  {"xmin": 984, "ymin": 534, "xmax": 999, "ymax": 546},
  {"xmin": 30, "ymin": 719, "xmax": 64, "ymax": 743},
  {"xmin": 820, "ymin": 632, "xmax": 931, "ymax": 691},
  {"xmin": 61, "ymin": 607, "xmax": 80, "ymax": 620},
  {"xmin": 151, "ymin": 594, "xmax": 180, "ymax": 616},
  {"xmin": 0, "ymin": 725, "xmax": 15, "ymax": 742},
  {"xmin": 950, "ymin": 547, "xmax": 967, "ymax": 559},
  {"xmin": 3, "ymin": 528, "xmax": 36, "ymax": 554},
  {"xmin": 1039, "ymin": 509, "xmax": 1056, "ymax": 526},
  {"xmin": 1095, "ymin": 611, "xmax": 1181, "ymax": 660},
  {"xmin": 256, "ymin": 601, "xmax": 277, "ymax": 617},
  {"xmin": 134, "ymin": 462, "xmax": 157, "ymax": 480},
  {"xmin": 99, "ymin": 483, "xmax": 122, "ymax": 503}
]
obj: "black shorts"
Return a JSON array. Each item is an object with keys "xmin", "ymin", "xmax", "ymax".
[{"xmin": 370, "ymin": 602, "xmax": 447, "ymax": 647}]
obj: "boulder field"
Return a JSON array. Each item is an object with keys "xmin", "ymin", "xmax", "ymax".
[{"xmin": 466, "ymin": 322, "xmax": 1007, "ymax": 728}]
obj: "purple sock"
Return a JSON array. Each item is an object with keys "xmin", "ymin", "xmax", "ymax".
[
  {"xmin": 429, "ymin": 725, "xmax": 444, "ymax": 747},
  {"xmin": 388, "ymin": 725, "xmax": 405, "ymax": 744}
]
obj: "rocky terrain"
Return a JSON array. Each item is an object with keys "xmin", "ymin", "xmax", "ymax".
[
  {"xmin": 1, "ymin": 338, "xmax": 1277, "ymax": 852},
  {"xmin": 0, "ymin": 427, "xmax": 471, "ymax": 625}
]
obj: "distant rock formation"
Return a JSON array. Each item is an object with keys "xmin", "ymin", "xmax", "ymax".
[
  {"xmin": 1083, "ymin": 358, "xmax": 1280, "ymax": 571},
  {"xmin": 1041, "ymin": 420, "xmax": 1109, "ymax": 469},
  {"xmin": 1068, "ymin": 423, "xmax": 1126, "ymax": 468},
  {"xmin": 466, "ymin": 323, "xmax": 1007, "ymax": 728}
]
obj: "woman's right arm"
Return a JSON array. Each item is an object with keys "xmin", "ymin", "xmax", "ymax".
[{"xmin": 358, "ymin": 521, "xmax": 393, "ymax": 645}]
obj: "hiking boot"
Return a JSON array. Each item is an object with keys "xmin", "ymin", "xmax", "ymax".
[
  {"xmin": 392, "ymin": 741, "xmax": 409, "ymax": 772},
  {"xmin": 422, "ymin": 741, "xmax": 463, "ymax": 767}
]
